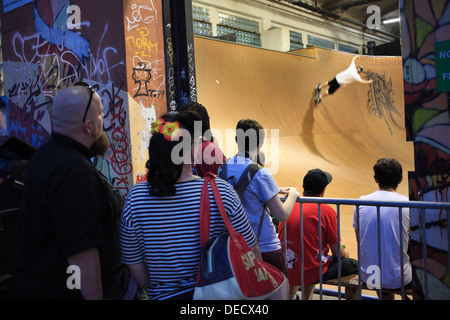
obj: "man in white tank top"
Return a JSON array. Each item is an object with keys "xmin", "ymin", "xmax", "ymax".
[{"xmin": 315, "ymin": 55, "xmax": 373, "ymax": 103}]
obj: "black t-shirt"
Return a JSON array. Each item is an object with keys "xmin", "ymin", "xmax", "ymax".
[{"xmin": 17, "ymin": 133, "xmax": 127, "ymax": 299}]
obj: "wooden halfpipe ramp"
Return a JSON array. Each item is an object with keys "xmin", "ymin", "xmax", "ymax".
[{"xmin": 194, "ymin": 37, "xmax": 414, "ymax": 202}]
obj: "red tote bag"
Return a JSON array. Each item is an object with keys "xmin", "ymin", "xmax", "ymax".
[{"xmin": 193, "ymin": 173, "xmax": 287, "ymax": 300}]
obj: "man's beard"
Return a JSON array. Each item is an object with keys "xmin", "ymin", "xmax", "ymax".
[{"xmin": 91, "ymin": 131, "xmax": 110, "ymax": 157}]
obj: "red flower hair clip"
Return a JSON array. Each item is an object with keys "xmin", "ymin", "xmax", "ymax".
[{"xmin": 151, "ymin": 118, "xmax": 182, "ymax": 141}]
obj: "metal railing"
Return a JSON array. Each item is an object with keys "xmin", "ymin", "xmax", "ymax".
[{"xmin": 280, "ymin": 197, "xmax": 450, "ymax": 300}]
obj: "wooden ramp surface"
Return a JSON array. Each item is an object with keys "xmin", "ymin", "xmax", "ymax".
[{"xmin": 194, "ymin": 37, "xmax": 414, "ymax": 251}]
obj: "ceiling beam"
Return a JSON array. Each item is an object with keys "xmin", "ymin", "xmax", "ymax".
[
  {"xmin": 275, "ymin": 0, "xmax": 400, "ymax": 39},
  {"xmin": 324, "ymin": 0, "xmax": 384, "ymax": 12}
]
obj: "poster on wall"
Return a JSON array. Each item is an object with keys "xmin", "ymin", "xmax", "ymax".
[
  {"xmin": 436, "ymin": 40, "xmax": 450, "ymax": 92},
  {"xmin": 3, "ymin": 0, "xmax": 34, "ymax": 13}
]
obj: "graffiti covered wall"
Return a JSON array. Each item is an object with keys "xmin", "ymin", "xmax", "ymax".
[
  {"xmin": 0, "ymin": 0, "xmax": 168, "ymax": 196},
  {"xmin": 123, "ymin": 0, "xmax": 166, "ymax": 183},
  {"xmin": 401, "ymin": 0, "xmax": 450, "ymax": 299}
]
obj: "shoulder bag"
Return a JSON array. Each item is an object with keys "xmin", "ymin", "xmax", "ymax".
[{"xmin": 193, "ymin": 173, "xmax": 287, "ymax": 300}]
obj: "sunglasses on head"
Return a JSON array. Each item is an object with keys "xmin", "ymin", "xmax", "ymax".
[{"xmin": 74, "ymin": 82, "xmax": 95, "ymax": 123}]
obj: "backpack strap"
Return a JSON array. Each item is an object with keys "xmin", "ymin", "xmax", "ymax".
[
  {"xmin": 233, "ymin": 163, "xmax": 261, "ymax": 198},
  {"xmin": 219, "ymin": 161, "xmax": 266, "ymax": 241},
  {"xmin": 218, "ymin": 161, "xmax": 261, "ymax": 196},
  {"xmin": 255, "ymin": 205, "xmax": 265, "ymax": 241},
  {"xmin": 218, "ymin": 161, "xmax": 228, "ymax": 182}
]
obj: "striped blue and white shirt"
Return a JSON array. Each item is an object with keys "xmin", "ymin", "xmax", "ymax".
[{"xmin": 120, "ymin": 178, "xmax": 256, "ymax": 300}]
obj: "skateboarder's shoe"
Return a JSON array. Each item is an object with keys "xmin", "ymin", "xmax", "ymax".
[{"xmin": 314, "ymin": 89, "xmax": 322, "ymax": 104}]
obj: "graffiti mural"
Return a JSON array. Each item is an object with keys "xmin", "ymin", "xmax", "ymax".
[
  {"xmin": 364, "ymin": 70, "xmax": 404, "ymax": 135},
  {"xmin": 124, "ymin": 0, "xmax": 166, "ymax": 178},
  {"xmin": 401, "ymin": 0, "xmax": 450, "ymax": 299},
  {"xmin": 0, "ymin": 97, "xmax": 6, "ymax": 135},
  {"xmin": 1, "ymin": 0, "xmax": 137, "ymax": 196}
]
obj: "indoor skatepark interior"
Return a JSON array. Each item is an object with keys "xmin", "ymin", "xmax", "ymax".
[{"xmin": 194, "ymin": 37, "xmax": 414, "ymax": 283}]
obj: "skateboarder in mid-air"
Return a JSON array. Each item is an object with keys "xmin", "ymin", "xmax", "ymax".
[{"xmin": 315, "ymin": 55, "xmax": 373, "ymax": 103}]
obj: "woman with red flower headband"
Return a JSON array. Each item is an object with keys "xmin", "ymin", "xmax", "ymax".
[{"xmin": 119, "ymin": 111, "xmax": 260, "ymax": 300}]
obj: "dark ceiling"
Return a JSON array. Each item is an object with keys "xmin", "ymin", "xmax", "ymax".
[{"xmin": 273, "ymin": 0, "xmax": 400, "ymax": 38}]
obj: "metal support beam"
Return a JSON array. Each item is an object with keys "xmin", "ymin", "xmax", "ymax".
[
  {"xmin": 162, "ymin": 0, "xmax": 197, "ymax": 113},
  {"xmin": 278, "ymin": 0, "xmax": 399, "ymax": 39}
]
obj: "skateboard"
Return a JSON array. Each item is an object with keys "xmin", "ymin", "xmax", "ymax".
[{"xmin": 314, "ymin": 83, "xmax": 322, "ymax": 104}]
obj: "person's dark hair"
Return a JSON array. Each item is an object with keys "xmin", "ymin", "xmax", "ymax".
[
  {"xmin": 235, "ymin": 119, "xmax": 265, "ymax": 154},
  {"xmin": 373, "ymin": 158, "xmax": 403, "ymax": 190},
  {"xmin": 256, "ymin": 151, "xmax": 265, "ymax": 167},
  {"xmin": 179, "ymin": 101, "xmax": 211, "ymax": 141},
  {"xmin": 146, "ymin": 111, "xmax": 200, "ymax": 196}
]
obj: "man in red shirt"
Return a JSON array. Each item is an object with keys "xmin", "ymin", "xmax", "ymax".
[{"xmin": 279, "ymin": 169, "xmax": 358, "ymax": 300}]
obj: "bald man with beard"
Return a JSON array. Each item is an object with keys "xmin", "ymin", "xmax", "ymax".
[{"xmin": 17, "ymin": 84, "xmax": 131, "ymax": 300}]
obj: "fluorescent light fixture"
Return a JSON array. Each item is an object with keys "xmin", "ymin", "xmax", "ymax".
[{"xmin": 383, "ymin": 17, "xmax": 400, "ymax": 24}]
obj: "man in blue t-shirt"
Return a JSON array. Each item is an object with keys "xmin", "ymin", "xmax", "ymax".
[{"xmin": 218, "ymin": 119, "xmax": 299, "ymax": 275}]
